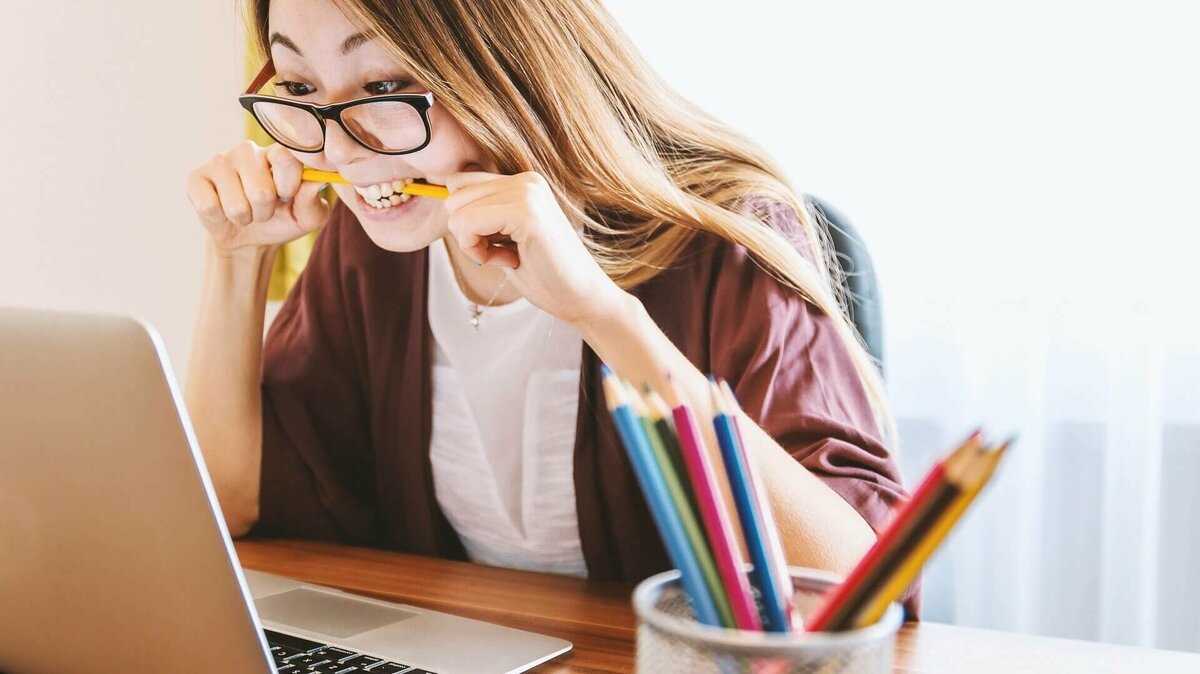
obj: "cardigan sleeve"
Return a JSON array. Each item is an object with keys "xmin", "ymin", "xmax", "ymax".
[
  {"xmin": 706, "ymin": 198, "xmax": 919, "ymax": 613},
  {"xmin": 707, "ymin": 200, "xmax": 909, "ymax": 542},
  {"xmin": 247, "ymin": 204, "xmax": 380, "ymax": 542}
]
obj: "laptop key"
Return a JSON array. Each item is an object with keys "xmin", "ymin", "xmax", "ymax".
[
  {"xmin": 312, "ymin": 646, "xmax": 359, "ymax": 662},
  {"xmin": 308, "ymin": 662, "xmax": 357, "ymax": 673},
  {"xmin": 341, "ymin": 655, "xmax": 383, "ymax": 668},
  {"xmin": 272, "ymin": 645, "xmax": 302, "ymax": 663},
  {"xmin": 283, "ymin": 653, "xmax": 330, "ymax": 668},
  {"xmin": 264, "ymin": 628, "xmax": 327, "ymax": 653},
  {"xmin": 367, "ymin": 663, "xmax": 411, "ymax": 673}
]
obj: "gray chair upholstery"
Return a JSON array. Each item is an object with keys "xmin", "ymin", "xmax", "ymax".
[{"xmin": 804, "ymin": 195, "xmax": 885, "ymax": 376}]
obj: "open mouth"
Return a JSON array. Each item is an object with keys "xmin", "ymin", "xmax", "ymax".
[{"xmin": 353, "ymin": 178, "xmax": 429, "ymax": 209}]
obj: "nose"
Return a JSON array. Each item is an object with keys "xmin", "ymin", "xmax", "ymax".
[{"xmin": 320, "ymin": 118, "xmax": 374, "ymax": 166}]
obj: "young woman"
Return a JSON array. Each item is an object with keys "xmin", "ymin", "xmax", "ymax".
[{"xmin": 184, "ymin": 0, "xmax": 910, "ymax": 598}]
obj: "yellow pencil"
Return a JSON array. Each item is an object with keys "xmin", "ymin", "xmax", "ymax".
[
  {"xmin": 851, "ymin": 440, "xmax": 1010, "ymax": 627},
  {"xmin": 300, "ymin": 168, "xmax": 450, "ymax": 200}
]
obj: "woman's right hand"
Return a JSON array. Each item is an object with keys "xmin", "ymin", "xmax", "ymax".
[{"xmin": 186, "ymin": 140, "xmax": 331, "ymax": 254}]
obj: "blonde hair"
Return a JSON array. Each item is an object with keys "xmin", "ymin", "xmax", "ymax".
[{"xmin": 248, "ymin": 0, "xmax": 897, "ymax": 447}]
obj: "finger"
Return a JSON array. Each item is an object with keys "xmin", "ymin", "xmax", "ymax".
[
  {"xmin": 479, "ymin": 242, "xmax": 520, "ymax": 269},
  {"xmin": 209, "ymin": 166, "xmax": 254, "ymax": 227},
  {"xmin": 230, "ymin": 146, "xmax": 277, "ymax": 222},
  {"xmin": 446, "ymin": 201, "xmax": 521, "ymax": 263},
  {"xmin": 445, "ymin": 171, "xmax": 509, "ymax": 212},
  {"xmin": 186, "ymin": 171, "xmax": 227, "ymax": 227},
  {"xmin": 266, "ymin": 144, "xmax": 303, "ymax": 202},
  {"xmin": 291, "ymin": 180, "xmax": 331, "ymax": 233}
]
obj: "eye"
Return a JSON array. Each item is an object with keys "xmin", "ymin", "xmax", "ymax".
[
  {"xmin": 272, "ymin": 81, "xmax": 315, "ymax": 97},
  {"xmin": 364, "ymin": 80, "xmax": 412, "ymax": 95}
]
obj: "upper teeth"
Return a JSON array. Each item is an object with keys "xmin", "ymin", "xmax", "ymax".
[
  {"xmin": 352, "ymin": 179, "xmax": 420, "ymax": 209},
  {"xmin": 355, "ymin": 178, "xmax": 416, "ymax": 204}
]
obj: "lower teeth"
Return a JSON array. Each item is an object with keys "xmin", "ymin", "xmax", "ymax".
[{"xmin": 370, "ymin": 196, "xmax": 408, "ymax": 209}]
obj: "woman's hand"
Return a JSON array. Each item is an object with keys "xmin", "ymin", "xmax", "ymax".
[
  {"xmin": 444, "ymin": 170, "xmax": 626, "ymax": 326},
  {"xmin": 186, "ymin": 140, "xmax": 331, "ymax": 255}
]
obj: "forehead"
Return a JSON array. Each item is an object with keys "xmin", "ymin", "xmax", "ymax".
[{"xmin": 267, "ymin": 0, "xmax": 383, "ymax": 62}]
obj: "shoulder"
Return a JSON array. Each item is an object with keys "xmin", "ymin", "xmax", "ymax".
[
  {"xmin": 632, "ymin": 195, "xmax": 836, "ymax": 362},
  {"xmin": 646, "ymin": 195, "xmax": 823, "ymax": 310}
]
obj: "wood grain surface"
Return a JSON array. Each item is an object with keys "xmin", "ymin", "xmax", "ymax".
[{"xmin": 234, "ymin": 539, "xmax": 1200, "ymax": 673}]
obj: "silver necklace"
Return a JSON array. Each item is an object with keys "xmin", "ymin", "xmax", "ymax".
[{"xmin": 448, "ymin": 254, "xmax": 512, "ymax": 332}]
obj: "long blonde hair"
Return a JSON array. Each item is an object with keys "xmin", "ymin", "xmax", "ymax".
[{"xmin": 248, "ymin": 0, "xmax": 897, "ymax": 447}]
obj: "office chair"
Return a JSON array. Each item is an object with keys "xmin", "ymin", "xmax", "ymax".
[{"xmin": 804, "ymin": 195, "xmax": 885, "ymax": 377}]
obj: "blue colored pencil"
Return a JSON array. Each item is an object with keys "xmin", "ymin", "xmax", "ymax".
[
  {"xmin": 600, "ymin": 367, "xmax": 722, "ymax": 627},
  {"xmin": 709, "ymin": 378, "xmax": 793, "ymax": 632},
  {"xmin": 720, "ymin": 380, "xmax": 801, "ymax": 631}
]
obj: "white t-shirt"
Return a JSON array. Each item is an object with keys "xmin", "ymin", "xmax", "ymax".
[{"xmin": 426, "ymin": 238, "xmax": 588, "ymax": 577}]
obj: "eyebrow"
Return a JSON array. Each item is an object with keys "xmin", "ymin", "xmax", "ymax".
[{"xmin": 268, "ymin": 31, "xmax": 372, "ymax": 58}]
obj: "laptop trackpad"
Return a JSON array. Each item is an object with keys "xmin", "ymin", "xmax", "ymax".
[{"xmin": 255, "ymin": 588, "xmax": 417, "ymax": 638}]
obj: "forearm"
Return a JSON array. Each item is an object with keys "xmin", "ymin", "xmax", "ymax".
[
  {"xmin": 184, "ymin": 241, "xmax": 279, "ymax": 536},
  {"xmin": 572, "ymin": 291, "xmax": 876, "ymax": 574}
]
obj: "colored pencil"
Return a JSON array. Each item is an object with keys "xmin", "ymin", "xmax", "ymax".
[
  {"xmin": 599, "ymin": 367, "xmax": 721, "ymax": 627},
  {"xmin": 659, "ymin": 379, "xmax": 763, "ymax": 631},
  {"xmin": 850, "ymin": 440, "xmax": 1010, "ymax": 627},
  {"xmin": 644, "ymin": 389, "xmax": 700, "ymax": 518},
  {"xmin": 300, "ymin": 168, "xmax": 450, "ymax": 199},
  {"xmin": 806, "ymin": 430, "xmax": 984, "ymax": 632},
  {"xmin": 719, "ymin": 380, "xmax": 802, "ymax": 631},
  {"xmin": 710, "ymin": 378, "xmax": 793, "ymax": 632},
  {"xmin": 626, "ymin": 384, "xmax": 735, "ymax": 628}
]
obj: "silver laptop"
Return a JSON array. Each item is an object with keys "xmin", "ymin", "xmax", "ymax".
[{"xmin": 0, "ymin": 308, "xmax": 572, "ymax": 674}]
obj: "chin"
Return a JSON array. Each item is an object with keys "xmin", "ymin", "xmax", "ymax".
[{"xmin": 334, "ymin": 185, "xmax": 445, "ymax": 253}]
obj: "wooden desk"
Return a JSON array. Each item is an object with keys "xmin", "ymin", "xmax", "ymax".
[{"xmin": 234, "ymin": 539, "xmax": 1200, "ymax": 673}]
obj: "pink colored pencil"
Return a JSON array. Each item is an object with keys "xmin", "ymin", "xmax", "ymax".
[{"xmin": 661, "ymin": 376, "xmax": 762, "ymax": 631}]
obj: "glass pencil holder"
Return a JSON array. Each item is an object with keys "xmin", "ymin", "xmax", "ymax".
[{"xmin": 633, "ymin": 567, "xmax": 903, "ymax": 674}]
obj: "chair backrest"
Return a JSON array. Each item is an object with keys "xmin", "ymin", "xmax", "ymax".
[{"xmin": 804, "ymin": 195, "xmax": 885, "ymax": 377}]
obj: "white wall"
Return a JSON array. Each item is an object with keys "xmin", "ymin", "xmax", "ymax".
[{"xmin": 0, "ymin": 1, "xmax": 245, "ymax": 379}]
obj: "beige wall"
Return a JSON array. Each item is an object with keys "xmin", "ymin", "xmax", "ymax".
[{"xmin": 0, "ymin": 1, "xmax": 245, "ymax": 382}]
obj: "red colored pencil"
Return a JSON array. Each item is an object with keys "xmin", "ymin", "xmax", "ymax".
[{"xmin": 805, "ymin": 430, "xmax": 983, "ymax": 631}]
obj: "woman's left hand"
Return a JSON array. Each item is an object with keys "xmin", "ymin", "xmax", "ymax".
[{"xmin": 444, "ymin": 170, "xmax": 625, "ymax": 326}]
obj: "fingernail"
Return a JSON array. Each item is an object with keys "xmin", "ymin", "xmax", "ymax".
[{"xmin": 280, "ymin": 195, "xmax": 292, "ymax": 203}]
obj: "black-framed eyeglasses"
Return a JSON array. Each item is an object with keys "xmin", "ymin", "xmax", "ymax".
[{"xmin": 238, "ymin": 59, "xmax": 434, "ymax": 155}]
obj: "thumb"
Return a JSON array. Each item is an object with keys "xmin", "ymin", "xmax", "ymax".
[{"xmin": 291, "ymin": 181, "xmax": 331, "ymax": 233}]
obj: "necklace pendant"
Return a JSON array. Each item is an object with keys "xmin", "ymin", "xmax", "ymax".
[{"xmin": 468, "ymin": 304, "xmax": 482, "ymax": 332}]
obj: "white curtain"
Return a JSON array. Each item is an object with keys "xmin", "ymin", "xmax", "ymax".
[
  {"xmin": 888, "ymin": 298, "xmax": 1200, "ymax": 650},
  {"xmin": 606, "ymin": 0, "xmax": 1200, "ymax": 652}
]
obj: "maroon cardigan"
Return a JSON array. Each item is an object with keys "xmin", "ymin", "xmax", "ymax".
[{"xmin": 248, "ymin": 199, "xmax": 915, "ymax": 611}]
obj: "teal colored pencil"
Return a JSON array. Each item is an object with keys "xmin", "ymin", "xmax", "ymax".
[
  {"xmin": 626, "ymin": 384, "xmax": 735, "ymax": 629},
  {"xmin": 600, "ymin": 368, "xmax": 721, "ymax": 627}
]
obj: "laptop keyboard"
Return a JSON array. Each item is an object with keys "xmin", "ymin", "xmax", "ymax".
[{"xmin": 264, "ymin": 628, "xmax": 437, "ymax": 674}]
